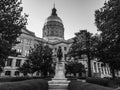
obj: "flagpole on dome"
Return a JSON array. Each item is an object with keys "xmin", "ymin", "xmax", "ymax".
[
  {"xmin": 53, "ymin": 0, "xmax": 56, "ymax": 8},
  {"xmin": 51, "ymin": 1, "xmax": 57, "ymax": 16},
  {"xmin": 53, "ymin": 2, "xmax": 55, "ymax": 8}
]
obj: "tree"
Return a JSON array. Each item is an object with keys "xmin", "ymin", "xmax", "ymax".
[
  {"xmin": 27, "ymin": 42, "xmax": 53, "ymax": 77},
  {"xmin": 95, "ymin": 0, "xmax": 120, "ymax": 78},
  {"xmin": 0, "ymin": 0, "xmax": 27, "ymax": 72},
  {"xmin": 65, "ymin": 61, "xmax": 85, "ymax": 77},
  {"xmin": 68, "ymin": 30, "xmax": 97, "ymax": 77},
  {"xmin": 18, "ymin": 60, "xmax": 33, "ymax": 76}
]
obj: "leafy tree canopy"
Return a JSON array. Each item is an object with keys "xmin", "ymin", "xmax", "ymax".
[
  {"xmin": 0, "ymin": 0, "xmax": 27, "ymax": 68},
  {"xmin": 19, "ymin": 42, "xmax": 53, "ymax": 77},
  {"xmin": 66, "ymin": 61, "xmax": 85, "ymax": 77},
  {"xmin": 95, "ymin": 0, "xmax": 120, "ymax": 77},
  {"xmin": 67, "ymin": 30, "xmax": 99, "ymax": 77},
  {"xmin": 68, "ymin": 30, "xmax": 96, "ymax": 59},
  {"xmin": 18, "ymin": 60, "xmax": 32, "ymax": 76}
]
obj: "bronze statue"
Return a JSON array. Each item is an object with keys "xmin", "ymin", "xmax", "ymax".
[{"xmin": 57, "ymin": 46, "xmax": 63, "ymax": 62}]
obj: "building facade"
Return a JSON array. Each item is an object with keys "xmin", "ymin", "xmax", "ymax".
[
  {"xmin": 1, "ymin": 28, "xmax": 38, "ymax": 76},
  {"xmin": 1, "ymin": 6, "xmax": 113, "ymax": 78}
]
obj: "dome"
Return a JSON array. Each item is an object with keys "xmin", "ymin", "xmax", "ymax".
[
  {"xmin": 42, "ymin": 6, "xmax": 64, "ymax": 41},
  {"xmin": 44, "ymin": 7, "xmax": 63, "ymax": 24},
  {"xmin": 45, "ymin": 15, "xmax": 63, "ymax": 24}
]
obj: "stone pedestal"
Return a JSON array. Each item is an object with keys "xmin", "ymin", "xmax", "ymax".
[{"xmin": 48, "ymin": 62, "xmax": 70, "ymax": 90}]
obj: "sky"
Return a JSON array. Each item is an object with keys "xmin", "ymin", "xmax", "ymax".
[{"xmin": 22, "ymin": 0, "xmax": 105, "ymax": 40}]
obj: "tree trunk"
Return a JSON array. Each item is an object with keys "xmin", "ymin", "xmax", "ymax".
[
  {"xmin": 43, "ymin": 71, "xmax": 47, "ymax": 78},
  {"xmin": 87, "ymin": 54, "xmax": 92, "ymax": 77},
  {"xmin": 24, "ymin": 73, "xmax": 27, "ymax": 76},
  {"xmin": 73, "ymin": 73, "xmax": 76, "ymax": 77},
  {"xmin": 79, "ymin": 72, "xmax": 82, "ymax": 77},
  {"xmin": 111, "ymin": 68, "xmax": 116, "ymax": 78}
]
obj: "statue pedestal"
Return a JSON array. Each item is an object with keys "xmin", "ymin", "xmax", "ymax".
[{"xmin": 48, "ymin": 62, "xmax": 70, "ymax": 90}]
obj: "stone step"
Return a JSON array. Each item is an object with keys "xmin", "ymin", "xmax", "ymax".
[
  {"xmin": 49, "ymin": 84, "xmax": 68, "ymax": 89},
  {"xmin": 49, "ymin": 88, "xmax": 68, "ymax": 90},
  {"xmin": 49, "ymin": 81, "xmax": 70, "ymax": 84},
  {"xmin": 48, "ymin": 80, "xmax": 70, "ymax": 90}
]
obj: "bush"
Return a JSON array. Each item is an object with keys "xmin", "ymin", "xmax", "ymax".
[
  {"xmin": 32, "ymin": 76, "xmax": 52, "ymax": 81},
  {"xmin": 0, "ymin": 77, "xmax": 32, "ymax": 82},
  {"xmin": 0, "ymin": 76, "xmax": 52, "ymax": 83},
  {"xmin": 86, "ymin": 77, "xmax": 120, "ymax": 88},
  {"xmin": 78, "ymin": 77, "xmax": 86, "ymax": 80},
  {"xmin": 68, "ymin": 81, "xmax": 114, "ymax": 90},
  {"xmin": 86, "ymin": 77, "xmax": 109, "ymax": 86},
  {"xmin": 104, "ymin": 77, "xmax": 120, "ymax": 88},
  {"xmin": 66, "ymin": 76, "xmax": 77, "ymax": 81},
  {"xmin": 0, "ymin": 79, "xmax": 48, "ymax": 90}
]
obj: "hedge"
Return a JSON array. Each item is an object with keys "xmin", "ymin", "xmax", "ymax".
[
  {"xmin": 86, "ymin": 77, "xmax": 108, "ymax": 86},
  {"xmin": 86, "ymin": 77, "xmax": 120, "ymax": 88},
  {"xmin": 0, "ymin": 77, "xmax": 32, "ymax": 82},
  {"xmin": 32, "ymin": 76, "xmax": 52, "ymax": 81},
  {"xmin": 0, "ymin": 76, "xmax": 52, "ymax": 83},
  {"xmin": 0, "ymin": 79, "xmax": 48, "ymax": 90},
  {"xmin": 68, "ymin": 81, "xmax": 114, "ymax": 90}
]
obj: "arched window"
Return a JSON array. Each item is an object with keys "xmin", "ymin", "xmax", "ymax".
[
  {"xmin": 14, "ymin": 71, "xmax": 20, "ymax": 76},
  {"xmin": 6, "ymin": 58, "xmax": 13, "ymax": 66},
  {"xmin": 5, "ymin": 71, "xmax": 11, "ymax": 76},
  {"xmin": 64, "ymin": 47, "xmax": 67, "ymax": 51},
  {"xmin": 16, "ymin": 59, "xmax": 21, "ymax": 67}
]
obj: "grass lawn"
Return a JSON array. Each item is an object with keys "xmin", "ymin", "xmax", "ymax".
[
  {"xmin": 68, "ymin": 80, "xmax": 114, "ymax": 90},
  {"xmin": 0, "ymin": 79, "xmax": 48, "ymax": 90}
]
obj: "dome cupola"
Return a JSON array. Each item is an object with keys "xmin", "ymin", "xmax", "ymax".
[{"xmin": 43, "ymin": 5, "xmax": 64, "ymax": 41}]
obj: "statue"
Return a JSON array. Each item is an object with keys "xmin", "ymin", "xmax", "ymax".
[{"xmin": 57, "ymin": 46, "xmax": 63, "ymax": 62}]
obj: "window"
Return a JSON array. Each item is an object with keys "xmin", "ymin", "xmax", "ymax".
[
  {"xmin": 51, "ymin": 31, "xmax": 54, "ymax": 35},
  {"xmin": 24, "ymin": 39, "xmax": 30, "ymax": 45},
  {"xmin": 64, "ymin": 54, "xmax": 67, "ymax": 60},
  {"xmin": 6, "ymin": 58, "xmax": 13, "ymax": 66},
  {"xmin": 55, "ymin": 48, "xmax": 57, "ymax": 52},
  {"xmin": 27, "ymin": 39, "xmax": 31, "ymax": 45},
  {"xmin": 16, "ymin": 59, "xmax": 21, "ymax": 67},
  {"xmin": 44, "ymin": 32, "xmax": 46, "ymax": 36},
  {"xmin": 64, "ymin": 47, "xmax": 67, "ymax": 51},
  {"xmin": 17, "ymin": 38, "xmax": 23, "ymax": 43},
  {"xmin": 25, "ymin": 50, "xmax": 29, "ymax": 56},
  {"xmin": 5, "ymin": 71, "xmax": 11, "ymax": 76},
  {"xmin": 48, "ymin": 31, "xmax": 49, "ymax": 35},
  {"xmin": 14, "ymin": 71, "xmax": 20, "ymax": 76},
  {"xmin": 17, "ymin": 48, "xmax": 22, "ymax": 54}
]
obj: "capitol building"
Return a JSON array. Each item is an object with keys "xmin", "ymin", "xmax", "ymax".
[{"xmin": 1, "ymin": 6, "xmax": 112, "ymax": 78}]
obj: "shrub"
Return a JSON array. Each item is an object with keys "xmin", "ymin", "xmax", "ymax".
[
  {"xmin": 0, "ymin": 77, "xmax": 32, "ymax": 82},
  {"xmin": 0, "ymin": 76, "xmax": 52, "ymax": 83},
  {"xmin": 32, "ymin": 76, "xmax": 52, "ymax": 81},
  {"xmin": 86, "ymin": 77, "xmax": 109, "ymax": 86},
  {"xmin": 68, "ymin": 81, "xmax": 114, "ymax": 90},
  {"xmin": 78, "ymin": 77, "xmax": 86, "ymax": 80},
  {"xmin": 66, "ymin": 76, "xmax": 77, "ymax": 81},
  {"xmin": 10, "ymin": 77, "xmax": 32, "ymax": 82},
  {"xmin": 104, "ymin": 77, "xmax": 120, "ymax": 88},
  {"xmin": 0, "ymin": 79, "xmax": 48, "ymax": 90},
  {"xmin": 86, "ymin": 77, "xmax": 120, "ymax": 88}
]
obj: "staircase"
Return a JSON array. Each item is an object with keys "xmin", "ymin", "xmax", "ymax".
[{"xmin": 48, "ymin": 79, "xmax": 70, "ymax": 90}]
